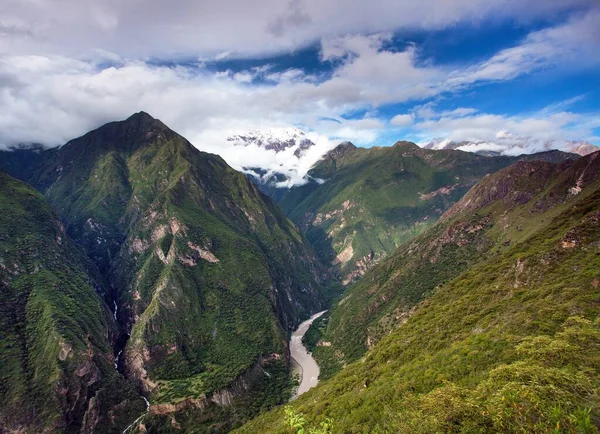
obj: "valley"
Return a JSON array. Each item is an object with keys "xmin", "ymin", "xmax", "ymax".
[
  {"xmin": 1, "ymin": 113, "xmax": 598, "ymax": 433},
  {"xmin": 236, "ymin": 150, "xmax": 600, "ymax": 433},
  {"xmin": 2, "ymin": 4, "xmax": 599, "ymax": 433}
]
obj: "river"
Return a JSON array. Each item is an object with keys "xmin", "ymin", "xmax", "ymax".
[{"xmin": 290, "ymin": 310, "xmax": 327, "ymax": 399}]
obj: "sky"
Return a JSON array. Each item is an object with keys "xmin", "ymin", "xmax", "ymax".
[{"xmin": 1, "ymin": 0, "xmax": 599, "ymax": 182}]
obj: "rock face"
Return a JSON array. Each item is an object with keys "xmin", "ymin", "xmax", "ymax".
[
  {"xmin": 279, "ymin": 141, "xmax": 578, "ymax": 285},
  {"xmin": 310, "ymin": 150, "xmax": 600, "ymax": 376},
  {"xmin": 0, "ymin": 113, "xmax": 339, "ymax": 432}
]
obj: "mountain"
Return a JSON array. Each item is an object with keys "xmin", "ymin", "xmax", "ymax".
[
  {"xmin": 228, "ymin": 127, "xmax": 315, "ymax": 157},
  {"xmin": 0, "ymin": 112, "xmax": 339, "ymax": 432},
  {"xmin": 279, "ymin": 140, "xmax": 578, "ymax": 284},
  {"xmin": 228, "ymin": 128, "xmax": 317, "ymax": 200},
  {"xmin": 235, "ymin": 150, "xmax": 600, "ymax": 433},
  {"xmin": 0, "ymin": 170, "xmax": 144, "ymax": 433},
  {"xmin": 424, "ymin": 138, "xmax": 599, "ymax": 156}
]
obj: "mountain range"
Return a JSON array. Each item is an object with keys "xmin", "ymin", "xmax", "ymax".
[
  {"xmin": 423, "ymin": 138, "xmax": 599, "ymax": 157},
  {"xmin": 228, "ymin": 128, "xmax": 318, "ymax": 201},
  {"xmin": 1, "ymin": 113, "xmax": 598, "ymax": 433},
  {"xmin": 228, "ymin": 127, "xmax": 316, "ymax": 157}
]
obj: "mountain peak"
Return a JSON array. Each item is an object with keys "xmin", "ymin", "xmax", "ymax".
[
  {"xmin": 227, "ymin": 127, "xmax": 315, "ymax": 157},
  {"xmin": 328, "ymin": 141, "xmax": 357, "ymax": 159},
  {"xmin": 125, "ymin": 111, "xmax": 156, "ymax": 122},
  {"xmin": 60, "ymin": 111, "xmax": 176, "ymax": 157},
  {"xmin": 121, "ymin": 111, "xmax": 168, "ymax": 131},
  {"xmin": 393, "ymin": 140, "xmax": 419, "ymax": 150}
]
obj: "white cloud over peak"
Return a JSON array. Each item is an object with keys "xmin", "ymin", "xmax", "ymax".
[{"xmin": 412, "ymin": 103, "xmax": 600, "ymax": 155}]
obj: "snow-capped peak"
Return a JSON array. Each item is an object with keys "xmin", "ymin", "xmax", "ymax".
[
  {"xmin": 227, "ymin": 127, "xmax": 316, "ymax": 156},
  {"xmin": 421, "ymin": 137, "xmax": 598, "ymax": 156}
]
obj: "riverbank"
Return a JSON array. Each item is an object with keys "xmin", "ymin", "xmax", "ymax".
[{"xmin": 290, "ymin": 311, "xmax": 327, "ymax": 399}]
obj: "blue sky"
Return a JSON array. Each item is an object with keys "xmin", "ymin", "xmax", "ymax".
[
  {"xmin": 0, "ymin": 0, "xmax": 598, "ymax": 179},
  {"xmin": 195, "ymin": 13, "xmax": 600, "ymax": 149}
]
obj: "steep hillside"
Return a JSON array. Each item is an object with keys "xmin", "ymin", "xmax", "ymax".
[
  {"xmin": 280, "ymin": 141, "xmax": 577, "ymax": 284},
  {"xmin": 0, "ymin": 171, "xmax": 144, "ymax": 433},
  {"xmin": 0, "ymin": 113, "xmax": 338, "ymax": 432},
  {"xmin": 312, "ymin": 155, "xmax": 598, "ymax": 377},
  {"xmin": 236, "ymin": 151, "xmax": 600, "ymax": 433}
]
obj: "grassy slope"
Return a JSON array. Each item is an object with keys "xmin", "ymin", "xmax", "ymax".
[
  {"xmin": 279, "ymin": 142, "xmax": 576, "ymax": 284},
  {"xmin": 313, "ymin": 160, "xmax": 575, "ymax": 377},
  {"xmin": 0, "ymin": 171, "xmax": 144, "ymax": 433},
  {"xmin": 235, "ymin": 153, "xmax": 600, "ymax": 433}
]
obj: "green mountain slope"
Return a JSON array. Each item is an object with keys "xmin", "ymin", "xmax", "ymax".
[
  {"xmin": 0, "ymin": 170, "xmax": 144, "ymax": 433},
  {"xmin": 235, "ymin": 151, "xmax": 600, "ymax": 433},
  {"xmin": 279, "ymin": 141, "xmax": 577, "ymax": 284},
  {"xmin": 312, "ymin": 159, "xmax": 582, "ymax": 376},
  {"xmin": 0, "ymin": 112, "xmax": 339, "ymax": 432}
]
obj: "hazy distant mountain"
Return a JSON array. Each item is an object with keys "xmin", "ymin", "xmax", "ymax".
[{"xmin": 423, "ymin": 138, "xmax": 599, "ymax": 156}]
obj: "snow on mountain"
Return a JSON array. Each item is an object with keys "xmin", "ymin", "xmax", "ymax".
[
  {"xmin": 225, "ymin": 127, "xmax": 332, "ymax": 198},
  {"xmin": 421, "ymin": 137, "xmax": 598, "ymax": 156},
  {"xmin": 228, "ymin": 127, "xmax": 316, "ymax": 157}
]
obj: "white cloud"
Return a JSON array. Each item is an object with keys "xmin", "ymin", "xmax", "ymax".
[
  {"xmin": 444, "ymin": 9, "xmax": 600, "ymax": 89},
  {"xmin": 412, "ymin": 104, "xmax": 600, "ymax": 154},
  {"xmin": 0, "ymin": 5, "xmax": 598, "ymax": 184},
  {"xmin": 390, "ymin": 114, "xmax": 414, "ymax": 126},
  {"xmin": 0, "ymin": 0, "xmax": 593, "ymax": 58}
]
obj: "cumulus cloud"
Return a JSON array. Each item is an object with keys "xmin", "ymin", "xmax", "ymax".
[
  {"xmin": 390, "ymin": 114, "xmax": 414, "ymax": 126},
  {"xmin": 0, "ymin": 53, "xmax": 383, "ymax": 181}
]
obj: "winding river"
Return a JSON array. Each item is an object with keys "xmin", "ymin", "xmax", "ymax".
[
  {"xmin": 290, "ymin": 310, "xmax": 327, "ymax": 399},
  {"xmin": 120, "ymin": 311, "xmax": 326, "ymax": 431}
]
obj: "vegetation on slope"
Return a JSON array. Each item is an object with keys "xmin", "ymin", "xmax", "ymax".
[
  {"xmin": 279, "ymin": 141, "xmax": 576, "ymax": 284},
  {"xmin": 234, "ymin": 152, "xmax": 600, "ymax": 433},
  {"xmin": 0, "ymin": 171, "xmax": 144, "ymax": 433},
  {"xmin": 0, "ymin": 112, "xmax": 340, "ymax": 432},
  {"xmin": 312, "ymin": 160, "xmax": 578, "ymax": 375}
]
